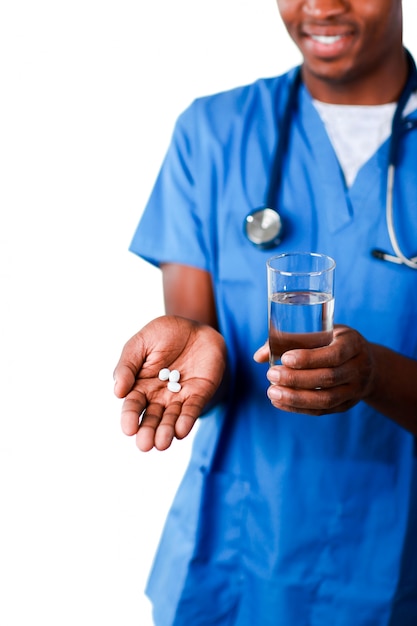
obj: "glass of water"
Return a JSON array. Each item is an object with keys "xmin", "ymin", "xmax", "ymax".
[{"xmin": 267, "ymin": 252, "xmax": 336, "ymax": 366}]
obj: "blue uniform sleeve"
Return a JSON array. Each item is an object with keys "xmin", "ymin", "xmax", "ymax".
[{"xmin": 129, "ymin": 104, "xmax": 212, "ymax": 271}]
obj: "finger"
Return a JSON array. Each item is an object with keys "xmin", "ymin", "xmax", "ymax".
[
  {"xmin": 136, "ymin": 402, "xmax": 166, "ymax": 452},
  {"xmin": 267, "ymin": 384, "xmax": 355, "ymax": 414},
  {"xmin": 174, "ymin": 395, "xmax": 207, "ymax": 439},
  {"xmin": 120, "ymin": 391, "xmax": 147, "ymax": 436},
  {"xmin": 281, "ymin": 344, "xmax": 342, "ymax": 370},
  {"xmin": 113, "ymin": 334, "xmax": 146, "ymax": 397},
  {"xmin": 154, "ymin": 402, "xmax": 182, "ymax": 451},
  {"xmin": 280, "ymin": 326, "xmax": 359, "ymax": 370},
  {"xmin": 253, "ymin": 341, "xmax": 269, "ymax": 363},
  {"xmin": 268, "ymin": 363, "xmax": 349, "ymax": 390},
  {"xmin": 114, "ymin": 363, "xmax": 138, "ymax": 398}
]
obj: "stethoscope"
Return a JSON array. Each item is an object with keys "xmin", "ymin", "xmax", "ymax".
[{"xmin": 244, "ymin": 50, "xmax": 417, "ymax": 269}]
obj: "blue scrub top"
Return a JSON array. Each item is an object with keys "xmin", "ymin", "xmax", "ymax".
[{"xmin": 130, "ymin": 67, "xmax": 417, "ymax": 626}]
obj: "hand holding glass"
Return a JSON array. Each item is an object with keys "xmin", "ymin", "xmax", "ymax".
[{"xmin": 267, "ymin": 252, "xmax": 335, "ymax": 366}]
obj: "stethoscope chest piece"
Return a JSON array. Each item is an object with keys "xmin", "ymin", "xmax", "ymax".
[{"xmin": 244, "ymin": 206, "xmax": 283, "ymax": 249}]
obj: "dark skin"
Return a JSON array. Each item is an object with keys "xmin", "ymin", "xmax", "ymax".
[
  {"xmin": 115, "ymin": 311, "xmax": 226, "ymax": 452},
  {"xmin": 114, "ymin": 0, "xmax": 417, "ymax": 450},
  {"xmin": 278, "ymin": 0, "xmax": 407, "ymax": 104},
  {"xmin": 114, "ymin": 266, "xmax": 224, "ymax": 451}
]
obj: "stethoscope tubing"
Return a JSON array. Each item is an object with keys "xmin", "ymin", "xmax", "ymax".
[{"xmin": 244, "ymin": 50, "xmax": 417, "ymax": 269}]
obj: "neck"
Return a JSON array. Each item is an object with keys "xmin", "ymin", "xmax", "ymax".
[{"xmin": 302, "ymin": 47, "xmax": 409, "ymax": 105}]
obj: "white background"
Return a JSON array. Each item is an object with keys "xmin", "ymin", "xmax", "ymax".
[{"xmin": 1, "ymin": 2, "xmax": 416, "ymax": 624}]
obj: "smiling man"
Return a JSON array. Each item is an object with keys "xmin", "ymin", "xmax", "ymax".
[{"xmin": 114, "ymin": 1, "xmax": 417, "ymax": 624}]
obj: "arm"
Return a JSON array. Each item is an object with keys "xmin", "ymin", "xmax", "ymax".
[
  {"xmin": 162, "ymin": 263, "xmax": 231, "ymax": 412},
  {"xmin": 161, "ymin": 263, "xmax": 218, "ymax": 328},
  {"xmin": 254, "ymin": 325, "xmax": 417, "ymax": 434},
  {"xmin": 361, "ymin": 342, "xmax": 417, "ymax": 432}
]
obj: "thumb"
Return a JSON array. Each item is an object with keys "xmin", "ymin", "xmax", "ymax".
[
  {"xmin": 113, "ymin": 363, "xmax": 137, "ymax": 398},
  {"xmin": 253, "ymin": 340, "xmax": 269, "ymax": 363},
  {"xmin": 113, "ymin": 333, "xmax": 146, "ymax": 398}
]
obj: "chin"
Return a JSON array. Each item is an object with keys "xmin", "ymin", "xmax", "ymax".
[{"xmin": 303, "ymin": 58, "xmax": 360, "ymax": 88}]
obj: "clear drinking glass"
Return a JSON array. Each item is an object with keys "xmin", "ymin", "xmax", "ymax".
[{"xmin": 267, "ymin": 252, "xmax": 336, "ymax": 366}]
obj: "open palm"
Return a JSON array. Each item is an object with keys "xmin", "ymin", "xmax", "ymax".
[{"xmin": 114, "ymin": 316, "xmax": 227, "ymax": 451}]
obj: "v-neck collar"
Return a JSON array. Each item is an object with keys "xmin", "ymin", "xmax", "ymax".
[{"xmin": 298, "ymin": 85, "xmax": 390, "ymax": 233}]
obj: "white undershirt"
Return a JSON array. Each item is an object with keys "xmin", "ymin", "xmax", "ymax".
[{"xmin": 312, "ymin": 93, "xmax": 417, "ymax": 187}]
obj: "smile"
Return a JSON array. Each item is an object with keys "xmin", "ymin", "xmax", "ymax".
[{"xmin": 310, "ymin": 35, "xmax": 343, "ymax": 45}]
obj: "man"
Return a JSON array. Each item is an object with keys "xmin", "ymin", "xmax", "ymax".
[{"xmin": 114, "ymin": 1, "xmax": 417, "ymax": 623}]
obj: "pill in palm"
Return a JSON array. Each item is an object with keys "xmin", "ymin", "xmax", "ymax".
[
  {"xmin": 167, "ymin": 381, "xmax": 181, "ymax": 393},
  {"xmin": 169, "ymin": 369, "xmax": 181, "ymax": 383},
  {"xmin": 158, "ymin": 368, "xmax": 171, "ymax": 381}
]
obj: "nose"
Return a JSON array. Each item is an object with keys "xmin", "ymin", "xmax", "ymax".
[{"xmin": 303, "ymin": 0, "xmax": 348, "ymax": 18}]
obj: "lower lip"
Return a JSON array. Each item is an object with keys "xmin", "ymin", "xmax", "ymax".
[{"xmin": 304, "ymin": 34, "xmax": 354, "ymax": 58}]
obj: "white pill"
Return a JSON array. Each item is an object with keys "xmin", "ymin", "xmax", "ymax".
[
  {"xmin": 167, "ymin": 381, "xmax": 181, "ymax": 393},
  {"xmin": 158, "ymin": 368, "xmax": 171, "ymax": 381},
  {"xmin": 169, "ymin": 369, "xmax": 181, "ymax": 383}
]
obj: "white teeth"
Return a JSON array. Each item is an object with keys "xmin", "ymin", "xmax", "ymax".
[{"xmin": 311, "ymin": 35, "xmax": 342, "ymax": 44}]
